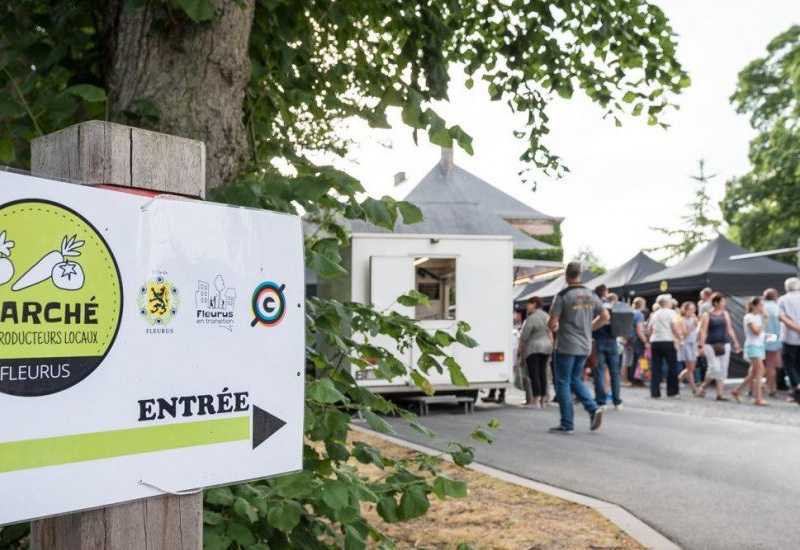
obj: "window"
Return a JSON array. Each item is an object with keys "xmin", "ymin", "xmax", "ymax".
[{"xmin": 414, "ymin": 257, "xmax": 456, "ymax": 320}]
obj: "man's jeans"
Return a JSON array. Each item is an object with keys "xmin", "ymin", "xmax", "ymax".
[
  {"xmin": 593, "ymin": 338, "xmax": 622, "ymax": 406},
  {"xmin": 553, "ymin": 352, "xmax": 599, "ymax": 430}
]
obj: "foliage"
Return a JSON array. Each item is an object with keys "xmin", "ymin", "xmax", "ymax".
[
  {"xmin": 648, "ymin": 159, "xmax": 722, "ymax": 263},
  {"xmin": 514, "ymin": 247, "xmax": 564, "ymax": 263},
  {"xmin": 572, "ymin": 246, "xmax": 605, "ymax": 275},
  {"xmin": 0, "ymin": 0, "xmax": 687, "ymax": 182},
  {"xmin": 722, "ymin": 25, "xmax": 800, "ymax": 258},
  {"xmin": 0, "ymin": 524, "xmax": 28, "ymax": 550},
  {"xmin": 533, "ymin": 222, "xmax": 563, "ymax": 248},
  {"xmin": 0, "ymin": 0, "xmax": 687, "ymax": 547}
]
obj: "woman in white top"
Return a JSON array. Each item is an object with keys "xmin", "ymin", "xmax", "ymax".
[
  {"xmin": 732, "ymin": 297, "xmax": 769, "ymax": 406},
  {"xmin": 646, "ymin": 294, "xmax": 683, "ymax": 398}
]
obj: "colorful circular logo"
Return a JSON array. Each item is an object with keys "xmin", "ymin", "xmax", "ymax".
[
  {"xmin": 659, "ymin": 280, "xmax": 669, "ymax": 292},
  {"xmin": 251, "ymin": 282, "xmax": 286, "ymax": 327},
  {"xmin": 0, "ymin": 200, "xmax": 122, "ymax": 396}
]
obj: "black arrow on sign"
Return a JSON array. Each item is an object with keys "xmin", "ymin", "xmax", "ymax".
[{"xmin": 252, "ymin": 406, "xmax": 287, "ymax": 449}]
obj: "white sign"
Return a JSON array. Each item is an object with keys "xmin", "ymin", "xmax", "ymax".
[{"xmin": 0, "ymin": 171, "xmax": 305, "ymax": 525}]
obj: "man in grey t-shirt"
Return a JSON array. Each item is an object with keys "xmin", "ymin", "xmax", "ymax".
[
  {"xmin": 547, "ymin": 262, "xmax": 610, "ymax": 433},
  {"xmin": 778, "ymin": 277, "xmax": 800, "ymax": 403}
]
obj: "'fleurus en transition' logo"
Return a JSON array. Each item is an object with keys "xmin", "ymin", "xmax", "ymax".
[
  {"xmin": 0, "ymin": 200, "xmax": 123, "ymax": 397},
  {"xmin": 251, "ymin": 281, "xmax": 286, "ymax": 327}
]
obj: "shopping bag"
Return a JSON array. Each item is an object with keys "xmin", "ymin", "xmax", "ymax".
[{"xmin": 513, "ymin": 363, "xmax": 526, "ymax": 390}]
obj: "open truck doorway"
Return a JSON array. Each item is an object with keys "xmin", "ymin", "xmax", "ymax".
[
  {"xmin": 413, "ymin": 257, "xmax": 457, "ymax": 321},
  {"xmin": 318, "ymin": 234, "xmax": 514, "ymax": 400}
]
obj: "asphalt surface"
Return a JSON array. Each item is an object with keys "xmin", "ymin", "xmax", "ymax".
[{"xmin": 384, "ymin": 387, "xmax": 800, "ymax": 550}]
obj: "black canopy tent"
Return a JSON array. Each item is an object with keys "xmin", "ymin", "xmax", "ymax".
[
  {"xmin": 585, "ymin": 251, "xmax": 665, "ymax": 297},
  {"xmin": 628, "ymin": 236, "xmax": 796, "ymax": 377},
  {"xmin": 628, "ymin": 236, "xmax": 796, "ymax": 298}
]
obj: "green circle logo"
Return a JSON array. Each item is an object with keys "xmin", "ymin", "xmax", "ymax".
[{"xmin": 0, "ymin": 200, "xmax": 122, "ymax": 396}]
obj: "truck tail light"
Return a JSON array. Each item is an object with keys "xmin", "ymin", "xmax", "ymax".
[{"xmin": 483, "ymin": 352, "xmax": 505, "ymax": 362}]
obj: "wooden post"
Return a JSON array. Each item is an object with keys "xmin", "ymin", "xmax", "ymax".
[{"xmin": 28, "ymin": 120, "xmax": 206, "ymax": 550}]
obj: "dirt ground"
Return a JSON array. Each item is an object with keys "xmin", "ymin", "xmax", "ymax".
[{"xmin": 354, "ymin": 431, "xmax": 642, "ymax": 550}]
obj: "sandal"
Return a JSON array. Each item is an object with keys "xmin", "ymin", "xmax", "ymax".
[
  {"xmin": 755, "ymin": 401, "xmax": 771, "ymax": 407},
  {"xmin": 716, "ymin": 395, "xmax": 729, "ymax": 402},
  {"xmin": 731, "ymin": 389, "xmax": 742, "ymax": 404}
]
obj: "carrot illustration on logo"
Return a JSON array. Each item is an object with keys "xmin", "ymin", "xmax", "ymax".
[
  {"xmin": 0, "ymin": 231, "xmax": 14, "ymax": 286},
  {"xmin": 12, "ymin": 235, "xmax": 86, "ymax": 291}
]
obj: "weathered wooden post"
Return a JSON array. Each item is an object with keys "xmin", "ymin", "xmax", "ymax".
[{"xmin": 29, "ymin": 120, "xmax": 205, "ymax": 550}]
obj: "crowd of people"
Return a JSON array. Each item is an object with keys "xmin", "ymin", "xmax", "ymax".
[{"xmin": 508, "ymin": 263, "xmax": 800, "ymax": 432}]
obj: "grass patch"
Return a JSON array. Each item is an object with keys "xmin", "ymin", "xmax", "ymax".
[{"xmin": 353, "ymin": 430, "xmax": 642, "ymax": 549}]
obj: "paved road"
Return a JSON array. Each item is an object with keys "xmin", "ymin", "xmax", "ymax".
[{"xmin": 384, "ymin": 388, "xmax": 800, "ymax": 550}]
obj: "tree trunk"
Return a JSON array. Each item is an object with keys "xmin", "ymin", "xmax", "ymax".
[{"xmin": 102, "ymin": 0, "xmax": 255, "ymax": 193}]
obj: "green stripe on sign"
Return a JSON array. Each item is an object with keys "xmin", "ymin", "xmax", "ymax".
[{"xmin": 0, "ymin": 416, "xmax": 250, "ymax": 473}]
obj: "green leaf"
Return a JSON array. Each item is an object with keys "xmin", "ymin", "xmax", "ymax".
[
  {"xmin": 203, "ymin": 510, "xmax": 224, "ymax": 526},
  {"xmin": 294, "ymin": 176, "xmax": 330, "ymax": 200},
  {"xmin": 234, "ymin": 497, "xmax": 259, "ymax": 523},
  {"xmin": 205, "ymin": 486, "xmax": 235, "ymax": 506},
  {"xmin": 353, "ymin": 441, "xmax": 384, "ymax": 468},
  {"xmin": 397, "ymin": 201, "xmax": 423, "ymax": 224},
  {"xmin": 202, "ymin": 532, "xmax": 231, "ymax": 550},
  {"xmin": 307, "ymin": 378, "xmax": 346, "ymax": 404},
  {"xmin": 376, "ymin": 495, "xmax": 401, "ymax": 523},
  {"xmin": 175, "ymin": 0, "xmax": 216, "ymax": 22},
  {"xmin": 455, "ymin": 330, "xmax": 479, "ymax": 348},
  {"xmin": 0, "ymin": 139, "xmax": 14, "ymax": 164},
  {"xmin": 409, "ymin": 421, "xmax": 436, "ymax": 438},
  {"xmin": 344, "ymin": 523, "xmax": 368, "ymax": 550},
  {"xmin": 399, "ymin": 485, "xmax": 429, "ymax": 519},
  {"xmin": 226, "ymin": 522, "xmax": 256, "ymax": 546},
  {"xmin": 362, "ymin": 197, "xmax": 395, "ymax": 229},
  {"xmin": 432, "ymin": 475, "xmax": 468, "ymax": 499},
  {"xmin": 267, "ymin": 500, "xmax": 303, "ymax": 533},
  {"xmin": 321, "ymin": 479, "xmax": 350, "ymax": 510},
  {"xmin": 272, "ymin": 470, "xmax": 314, "ymax": 498},
  {"xmin": 488, "ymin": 418, "xmax": 500, "ymax": 429},
  {"xmin": 65, "ymin": 84, "xmax": 106, "ymax": 103},
  {"xmin": 471, "ymin": 427, "xmax": 494, "ymax": 444},
  {"xmin": 397, "ymin": 289, "xmax": 429, "ymax": 307},
  {"xmin": 445, "ymin": 357, "xmax": 468, "ymax": 387},
  {"xmin": 362, "ymin": 410, "xmax": 394, "ymax": 434},
  {"xmin": 410, "ymin": 370, "xmax": 434, "ymax": 395},
  {"xmin": 434, "ymin": 330, "xmax": 454, "ymax": 346},
  {"xmin": 450, "ymin": 444, "xmax": 474, "ymax": 467}
]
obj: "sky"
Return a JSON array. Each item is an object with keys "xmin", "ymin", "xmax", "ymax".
[{"xmin": 333, "ymin": 0, "xmax": 800, "ymax": 269}]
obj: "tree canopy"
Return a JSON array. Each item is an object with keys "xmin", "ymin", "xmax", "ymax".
[
  {"xmin": 0, "ymin": 1, "xmax": 687, "ymax": 548},
  {"xmin": 723, "ymin": 25, "xmax": 800, "ymax": 255}
]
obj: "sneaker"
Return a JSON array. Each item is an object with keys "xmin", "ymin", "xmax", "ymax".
[
  {"xmin": 548, "ymin": 426, "xmax": 574, "ymax": 434},
  {"xmin": 614, "ymin": 403, "xmax": 623, "ymax": 411},
  {"xmin": 596, "ymin": 404, "xmax": 608, "ymax": 411},
  {"xmin": 590, "ymin": 408, "xmax": 604, "ymax": 431}
]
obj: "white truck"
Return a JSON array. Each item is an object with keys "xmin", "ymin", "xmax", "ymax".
[{"xmin": 319, "ymin": 232, "xmax": 513, "ymax": 397}]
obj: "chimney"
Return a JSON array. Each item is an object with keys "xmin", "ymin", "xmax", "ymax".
[
  {"xmin": 393, "ymin": 171, "xmax": 406, "ymax": 186},
  {"xmin": 440, "ymin": 147, "xmax": 454, "ymax": 173}
]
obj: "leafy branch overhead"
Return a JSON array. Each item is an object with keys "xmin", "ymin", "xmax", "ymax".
[{"xmin": 1, "ymin": 0, "xmax": 687, "ymax": 190}]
